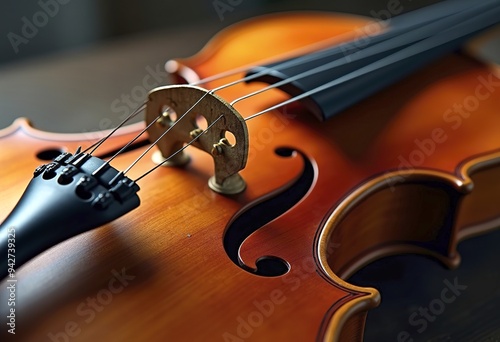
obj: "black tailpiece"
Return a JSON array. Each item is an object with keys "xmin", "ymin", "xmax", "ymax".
[{"xmin": 0, "ymin": 152, "xmax": 140, "ymax": 278}]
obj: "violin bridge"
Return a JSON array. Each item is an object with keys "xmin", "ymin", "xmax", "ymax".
[{"xmin": 145, "ymin": 85, "xmax": 248, "ymax": 195}]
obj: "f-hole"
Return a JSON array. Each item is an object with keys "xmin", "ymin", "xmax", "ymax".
[{"xmin": 223, "ymin": 147, "xmax": 316, "ymax": 277}]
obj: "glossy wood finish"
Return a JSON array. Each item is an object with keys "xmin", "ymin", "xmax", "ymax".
[{"xmin": 0, "ymin": 12, "xmax": 499, "ymax": 342}]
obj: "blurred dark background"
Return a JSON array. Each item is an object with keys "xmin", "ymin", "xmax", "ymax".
[
  {"xmin": 0, "ymin": 0, "xmax": 439, "ymax": 66},
  {"xmin": 1, "ymin": 1, "xmax": 499, "ymax": 341}
]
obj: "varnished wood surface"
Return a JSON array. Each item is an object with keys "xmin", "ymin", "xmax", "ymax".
[{"xmin": 0, "ymin": 11, "xmax": 498, "ymax": 338}]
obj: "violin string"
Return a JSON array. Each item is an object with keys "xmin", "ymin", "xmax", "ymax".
[
  {"xmin": 84, "ymin": 102, "xmax": 147, "ymax": 155},
  {"xmin": 191, "ymin": 0, "xmax": 477, "ymax": 88},
  {"xmin": 121, "ymin": 92, "xmax": 211, "ymax": 175},
  {"xmin": 90, "ymin": 27, "xmax": 372, "ymax": 156},
  {"xmin": 243, "ymin": 3, "xmax": 500, "ymax": 122},
  {"xmin": 82, "ymin": 87, "xmax": 204, "ymax": 169},
  {"xmin": 104, "ymin": 113, "xmax": 161, "ymax": 164},
  {"xmin": 193, "ymin": 0, "xmax": 490, "ymax": 94},
  {"xmin": 195, "ymin": 23, "xmax": 394, "ymax": 94},
  {"xmin": 230, "ymin": 0, "xmax": 497, "ymax": 107},
  {"xmin": 81, "ymin": 5, "xmax": 432, "ymax": 158},
  {"xmin": 134, "ymin": 115, "xmax": 223, "ymax": 182},
  {"xmin": 82, "ymin": 31, "xmax": 353, "ymax": 163},
  {"xmin": 136, "ymin": 3, "xmax": 492, "ymax": 169},
  {"xmin": 190, "ymin": 25, "xmax": 387, "ymax": 87},
  {"xmin": 86, "ymin": 0, "xmax": 496, "ymax": 179},
  {"xmin": 91, "ymin": 112, "xmax": 162, "ymax": 177}
]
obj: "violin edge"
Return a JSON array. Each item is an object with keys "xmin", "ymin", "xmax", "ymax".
[
  {"xmin": 0, "ymin": 116, "xmax": 146, "ymax": 142},
  {"xmin": 317, "ymin": 147, "xmax": 500, "ymax": 280}
]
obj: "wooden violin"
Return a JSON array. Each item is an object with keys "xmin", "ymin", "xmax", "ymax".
[{"xmin": 1, "ymin": 0, "xmax": 499, "ymax": 341}]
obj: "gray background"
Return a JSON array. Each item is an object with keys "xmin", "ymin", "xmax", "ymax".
[{"xmin": 0, "ymin": 0, "xmax": 438, "ymax": 65}]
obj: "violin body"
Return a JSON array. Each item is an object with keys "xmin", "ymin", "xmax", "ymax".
[{"xmin": 1, "ymin": 11, "xmax": 499, "ymax": 342}]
